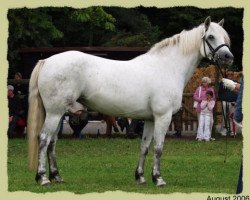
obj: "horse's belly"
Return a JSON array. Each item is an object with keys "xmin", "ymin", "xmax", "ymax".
[{"xmin": 81, "ymin": 94, "xmax": 153, "ymax": 120}]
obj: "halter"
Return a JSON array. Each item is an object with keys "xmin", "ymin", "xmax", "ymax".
[{"xmin": 202, "ymin": 36, "xmax": 230, "ymax": 78}]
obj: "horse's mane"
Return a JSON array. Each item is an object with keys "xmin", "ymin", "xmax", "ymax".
[{"xmin": 149, "ymin": 23, "xmax": 230, "ymax": 55}]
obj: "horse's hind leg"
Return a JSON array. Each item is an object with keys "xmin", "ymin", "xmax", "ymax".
[
  {"xmin": 135, "ymin": 120, "xmax": 154, "ymax": 184},
  {"xmin": 47, "ymin": 134, "xmax": 64, "ymax": 183},
  {"xmin": 35, "ymin": 114, "xmax": 62, "ymax": 186}
]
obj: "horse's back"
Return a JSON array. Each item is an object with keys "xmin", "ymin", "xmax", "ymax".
[{"xmin": 36, "ymin": 51, "xmax": 153, "ymax": 118}]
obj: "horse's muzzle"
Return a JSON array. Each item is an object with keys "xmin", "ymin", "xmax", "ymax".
[{"xmin": 215, "ymin": 50, "xmax": 234, "ymax": 66}]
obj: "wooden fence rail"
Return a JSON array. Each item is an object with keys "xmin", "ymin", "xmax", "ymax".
[{"xmin": 8, "ymin": 79, "xmax": 223, "ymax": 134}]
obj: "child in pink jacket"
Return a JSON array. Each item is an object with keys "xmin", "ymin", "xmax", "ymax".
[{"xmin": 196, "ymin": 90, "xmax": 215, "ymax": 141}]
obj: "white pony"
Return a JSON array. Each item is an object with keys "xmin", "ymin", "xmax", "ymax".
[{"xmin": 27, "ymin": 17, "xmax": 233, "ymax": 186}]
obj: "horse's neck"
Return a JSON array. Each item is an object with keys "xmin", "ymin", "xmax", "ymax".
[
  {"xmin": 180, "ymin": 52, "xmax": 202, "ymax": 86},
  {"xmin": 146, "ymin": 46, "xmax": 202, "ymax": 88}
]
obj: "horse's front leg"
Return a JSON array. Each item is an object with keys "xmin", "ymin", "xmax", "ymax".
[
  {"xmin": 47, "ymin": 136, "xmax": 64, "ymax": 183},
  {"xmin": 135, "ymin": 120, "xmax": 154, "ymax": 184},
  {"xmin": 152, "ymin": 113, "xmax": 172, "ymax": 187}
]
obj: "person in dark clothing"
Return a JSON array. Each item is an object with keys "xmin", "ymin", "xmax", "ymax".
[
  {"xmin": 117, "ymin": 117, "xmax": 130, "ymax": 132},
  {"xmin": 7, "ymin": 85, "xmax": 22, "ymax": 138},
  {"xmin": 218, "ymin": 70, "xmax": 238, "ymax": 136},
  {"xmin": 69, "ymin": 111, "xmax": 88, "ymax": 139},
  {"xmin": 172, "ymin": 107, "xmax": 183, "ymax": 138},
  {"xmin": 117, "ymin": 118, "xmax": 144, "ymax": 138},
  {"xmin": 234, "ymin": 79, "xmax": 243, "ymax": 126},
  {"xmin": 127, "ymin": 119, "xmax": 140, "ymax": 138},
  {"xmin": 13, "ymin": 72, "xmax": 27, "ymax": 96},
  {"xmin": 221, "ymin": 77, "xmax": 243, "ymax": 193}
]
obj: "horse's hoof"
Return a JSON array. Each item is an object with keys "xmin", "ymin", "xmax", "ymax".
[
  {"xmin": 53, "ymin": 175, "xmax": 64, "ymax": 183},
  {"xmin": 49, "ymin": 174, "xmax": 64, "ymax": 183},
  {"xmin": 135, "ymin": 168, "xmax": 146, "ymax": 184},
  {"xmin": 41, "ymin": 177, "xmax": 51, "ymax": 186},
  {"xmin": 36, "ymin": 173, "xmax": 51, "ymax": 186},
  {"xmin": 137, "ymin": 176, "xmax": 146, "ymax": 185},
  {"xmin": 155, "ymin": 177, "xmax": 166, "ymax": 187}
]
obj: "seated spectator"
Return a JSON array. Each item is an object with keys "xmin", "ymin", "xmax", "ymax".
[
  {"xmin": 13, "ymin": 72, "xmax": 27, "ymax": 96},
  {"xmin": 172, "ymin": 107, "xmax": 183, "ymax": 138},
  {"xmin": 102, "ymin": 115, "xmax": 119, "ymax": 137},
  {"xmin": 68, "ymin": 102, "xmax": 88, "ymax": 139},
  {"xmin": 117, "ymin": 118, "xmax": 144, "ymax": 138},
  {"xmin": 7, "ymin": 85, "xmax": 23, "ymax": 138},
  {"xmin": 13, "ymin": 72, "xmax": 28, "ymax": 123}
]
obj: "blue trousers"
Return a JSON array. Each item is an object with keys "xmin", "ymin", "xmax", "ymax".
[{"xmin": 234, "ymin": 79, "xmax": 243, "ymax": 123}]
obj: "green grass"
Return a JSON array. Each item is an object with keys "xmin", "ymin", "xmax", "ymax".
[{"xmin": 8, "ymin": 136, "xmax": 242, "ymax": 194}]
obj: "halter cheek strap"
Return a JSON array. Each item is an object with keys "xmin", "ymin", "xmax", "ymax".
[
  {"xmin": 202, "ymin": 35, "xmax": 230, "ymax": 78},
  {"xmin": 202, "ymin": 36, "xmax": 230, "ymax": 61}
]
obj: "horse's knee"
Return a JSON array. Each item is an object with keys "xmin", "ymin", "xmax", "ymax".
[
  {"xmin": 141, "ymin": 146, "xmax": 149, "ymax": 156},
  {"xmin": 154, "ymin": 145, "xmax": 163, "ymax": 158}
]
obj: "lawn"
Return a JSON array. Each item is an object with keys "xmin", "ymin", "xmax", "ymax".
[{"xmin": 8, "ymin": 136, "xmax": 242, "ymax": 194}]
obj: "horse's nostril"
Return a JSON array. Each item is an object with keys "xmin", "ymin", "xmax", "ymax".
[{"xmin": 225, "ymin": 53, "xmax": 234, "ymax": 60}]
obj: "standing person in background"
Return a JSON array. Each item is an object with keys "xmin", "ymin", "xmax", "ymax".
[
  {"xmin": 193, "ymin": 77, "xmax": 215, "ymax": 137},
  {"xmin": 218, "ymin": 70, "xmax": 238, "ymax": 136},
  {"xmin": 196, "ymin": 90, "xmax": 215, "ymax": 141},
  {"xmin": 233, "ymin": 78, "xmax": 243, "ymax": 194},
  {"xmin": 221, "ymin": 76, "xmax": 243, "ymax": 193}
]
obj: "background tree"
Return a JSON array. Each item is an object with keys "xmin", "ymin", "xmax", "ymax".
[
  {"xmin": 70, "ymin": 6, "xmax": 116, "ymax": 46},
  {"xmin": 7, "ymin": 6, "xmax": 243, "ymax": 78},
  {"xmin": 103, "ymin": 7, "xmax": 161, "ymax": 47},
  {"xmin": 8, "ymin": 8, "xmax": 63, "ymax": 77},
  {"xmin": 137, "ymin": 6, "xmax": 243, "ymax": 70}
]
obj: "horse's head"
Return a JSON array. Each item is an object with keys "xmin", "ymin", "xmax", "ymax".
[{"xmin": 200, "ymin": 16, "xmax": 234, "ymax": 66}]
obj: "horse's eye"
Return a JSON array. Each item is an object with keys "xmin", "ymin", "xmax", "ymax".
[{"xmin": 208, "ymin": 35, "xmax": 214, "ymax": 40}]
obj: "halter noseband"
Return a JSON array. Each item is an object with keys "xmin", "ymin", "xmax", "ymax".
[{"xmin": 202, "ymin": 36, "xmax": 230, "ymax": 61}]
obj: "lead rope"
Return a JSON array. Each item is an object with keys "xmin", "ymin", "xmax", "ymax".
[
  {"xmin": 203, "ymin": 37, "xmax": 229, "ymax": 163},
  {"xmin": 215, "ymin": 59, "xmax": 229, "ymax": 163}
]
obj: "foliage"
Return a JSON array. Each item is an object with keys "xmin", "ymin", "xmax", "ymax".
[
  {"xmin": 70, "ymin": 7, "xmax": 116, "ymax": 46},
  {"xmin": 8, "ymin": 137, "xmax": 242, "ymax": 194},
  {"xmin": 7, "ymin": 8, "xmax": 64, "ymax": 77},
  {"xmin": 103, "ymin": 7, "xmax": 161, "ymax": 47},
  {"xmin": 7, "ymin": 6, "xmax": 243, "ymax": 77},
  {"xmin": 137, "ymin": 6, "xmax": 243, "ymax": 70}
]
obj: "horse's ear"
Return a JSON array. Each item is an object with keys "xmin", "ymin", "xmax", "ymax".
[
  {"xmin": 204, "ymin": 16, "xmax": 211, "ymax": 31},
  {"xmin": 218, "ymin": 18, "xmax": 224, "ymax": 27}
]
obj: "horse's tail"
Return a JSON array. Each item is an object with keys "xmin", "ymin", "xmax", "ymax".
[{"xmin": 27, "ymin": 60, "xmax": 45, "ymax": 171}]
